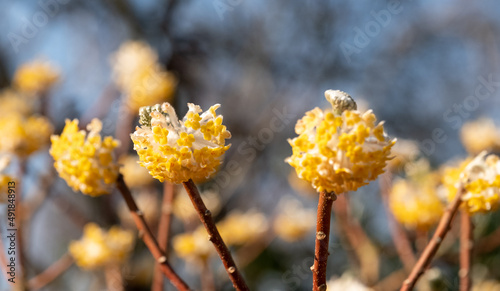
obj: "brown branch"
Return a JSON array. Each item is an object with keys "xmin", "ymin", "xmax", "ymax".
[
  {"xmin": 333, "ymin": 194, "xmax": 379, "ymax": 285},
  {"xmin": 105, "ymin": 265, "xmax": 125, "ymax": 291},
  {"xmin": 312, "ymin": 191, "xmax": 336, "ymax": 291},
  {"xmin": 459, "ymin": 210, "xmax": 473, "ymax": 291},
  {"xmin": 116, "ymin": 174, "xmax": 191, "ymax": 291},
  {"xmin": 182, "ymin": 179, "xmax": 249, "ymax": 291},
  {"xmin": 27, "ymin": 253, "xmax": 74, "ymax": 290},
  {"xmin": 201, "ymin": 259, "xmax": 216, "ymax": 291},
  {"xmin": 400, "ymin": 186, "xmax": 465, "ymax": 291},
  {"xmin": 152, "ymin": 182, "xmax": 176, "ymax": 291},
  {"xmin": 380, "ymin": 173, "xmax": 417, "ymax": 273}
]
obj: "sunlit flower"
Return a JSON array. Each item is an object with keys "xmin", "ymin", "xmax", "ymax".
[
  {"xmin": 69, "ymin": 223, "xmax": 134, "ymax": 270},
  {"xmin": 389, "ymin": 173, "xmax": 444, "ymax": 230},
  {"xmin": 173, "ymin": 226, "xmax": 213, "ymax": 263},
  {"xmin": 0, "ymin": 89, "xmax": 33, "ymax": 116},
  {"xmin": 131, "ymin": 102, "xmax": 231, "ymax": 184},
  {"xmin": 218, "ymin": 210, "xmax": 268, "ymax": 246},
  {"xmin": 460, "ymin": 118, "xmax": 500, "ymax": 155},
  {"xmin": 274, "ymin": 198, "xmax": 315, "ymax": 241},
  {"xmin": 0, "ymin": 112, "xmax": 53, "ymax": 156},
  {"xmin": 111, "ymin": 41, "xmax": 176, "ymax": 112},
  {"xmin": 173, "ymin": 187, "xmax": 221, "ymax": 223},
  {"xmin": 442, "ymin": 152, "xmax": 500, "ymax": 215},
  {"xmin": 0, "ymin": 156, "xmax": 13, "ymax": 204},
  {"xmin": 327, "ymin": 273, "xmax": 373, "ymax": 291},
  {"xmin": 50, "ymin": 119, "xmax": 120, "ymax": 196},
  {"xmin": 13, "ymin": 59, "xmax": 59, "ymax": 95},
  {"xmin": 117, "ymin": 189, "xmax": 160, "ymax": 229},
  {"xmin": 119, "ymin": 155, "xmax": 154, "ymax": 188},
  {"xmin": 286, "ymin": 90, "xmax": 395, "ymax": 194}
]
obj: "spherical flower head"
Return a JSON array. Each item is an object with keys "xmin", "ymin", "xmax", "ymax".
[
  {"xmin": 286, "ymin": 90, "xmax": 395, "ymax": 194},
  {"xmin": 460, "ymin": 118, "xmax": 500, "ymax": 154},
  {"xmin": 13, "ymin": 59, "xmax": 59, "ymax": 95},
  {"xmin": 389, "ymin": 174, "xmax": 444, "ymax": 230},
  {"xmin": 217, "ymin": 210, "xmax": 268, "ymax": 246},
  {"xmin": 131, "ymin": 102, "xmax": 231, "ymax": 184},
  {"xmin": 50, "ymin": 119, "xmax": 120, "ymax": 196},
  {"xmin": 111, "ymin": 41, "xmax": 177, "ymax": 112},
  {"xmin": 442, "ymin": 152, "xmax": 500, "ymax": 215},
  {"xmin": 173, "ymin": 226, "xmax": 213, "ymax": 263},
  {"xmin": 274, "ymin": 198, "xmax": 315, "ymax": 241},
  {"xmin": 0, "ymin": 112, "xmax": 53, "ymax": 157},
  {"xmin": 69, "ymin": 223, "xmax": 134, "ymax": 270}
]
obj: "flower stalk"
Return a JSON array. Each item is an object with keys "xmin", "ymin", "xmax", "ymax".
[
  {"xmin": 400, "ymin": 185, "xmax": 465, "ymax": 291},
  {"xmin": 116, "ymin": 174, "xmax": 191, "ymax": 291},
  {"xmin": 312, "ymin": 191, "xmax": 337, "ymax": 291},
  {"xmin": 182, "ymin": 179, "xmax": 249, "ymax": 291}
]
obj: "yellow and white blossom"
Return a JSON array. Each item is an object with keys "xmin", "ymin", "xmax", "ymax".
[
  {"xmin": 50, "ymin": 119, "xmax": 120, "ymax": 196},
  {"xmin": 131, "ymin": 102, "xmax": 231, "ymax": 184},
  {"xmin": 286, "ymin": 90, "xmax": 395, "ymax": 194},
  {"xmin": 442, "ymin": 152, "xmax": 500, "ymax": 215},
  {"xmin": 111, "ymin": 41, "xmax": 176, "ymax": 112},
  {"xmin": 13, "ymin": 59, "xmax": 59, "ymax": 95},
  {"xmin": 69, "ymin": 223, "xmax": 135, "ymax": 270}
]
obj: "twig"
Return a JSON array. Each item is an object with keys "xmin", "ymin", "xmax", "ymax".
[
  {"xmin": 312, "ymin": 191, "xmax": 337, "ymax": 291},
  {"xmin": 459, "ymin": 210, "xmax": 473, "ymax": 291},
  {"xmin": 201, "ymin": 259, "xmax": 216, "ymax": 291},
  {"xmin": 105, "ymin": 265, "xmax": 125, "ymax": 291},
  {"xmin": 400, "ymin": 186, "xmax": 465, "ymax": 291},
  {"xmin": 182, "ymin": 179, "xmax": 249, "ymax": 291},
  {"xmin": 27, "ymin": 253, "xmax": 74, "ymax": 290},
  {"xmin": 380, "ymin": 173, "xmax": 417, "ymax": 273},
  {"xmin": 116, "ymin": 174, "xmax": 191, "ymax": 291},
  {"xmin": 152, "ymin": 182, "xmax": 176, "ymax": 291},
  {"xmin": 333, "ymin": 194, "xmax": 379, "ymax": 285}
]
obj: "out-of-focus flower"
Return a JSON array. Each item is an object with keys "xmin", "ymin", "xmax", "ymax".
[
  {"xmin": 119, "ymin": 155, "xmax": 154, "ymax": 188},
  {"xmin": 472, "ymin": 280, "xmax": 500, "ymax": 291},
  {"xmin": 286, "ymin": 90, "xmax": 395, "ymax": 194},
  {"xmin": 0, "ymin": 156, "xmax": 13, "ymax": 204},
  {"xmin": 442, "ymin": 152, "xmax": 500, "ymax": 215},
  {"xmin": 118, "ymin": 189, "xmax": 160, "ymax": 229},
  {"xmin": 13, "ymin": 59, "xmax": 59, "ymax": 95},
  {"xmin": 460, "ymin": 118, "xmax": 500, "ymax": 155},
  {"xmin": 69, "ymin": 223, "xmax": 135, "ymax": 270},
  {"xmin": 111, "ymin": 41, "xmax": 176, "ymax": 113},
  {"xmin": 389, "ymin": 173, "xmax": 444, "ymax": 230},
  {"xmin": 173, "ymin": 226, "xmax": 213, "ymax": 263},
  {"xmin": 0, "ymin": 89, "xmax": 33, "ymax": 116},
  {"xmin": 218, "ymin": 210, "xmax": 268, "ymax": 246},
  {"xmin": 327, "ymin": 273, "xmax": 373, "ymax": 291},
  {"xmin": 386, "ymin": 138, "xmax": 419, "ymax": 172},
  {"xmin": 0, "ymin": 112, "xmax": 53, "ymax": 156},
  {"xmin": 274, "ymin": 198, "xmax": 315, "ymax": 241},
  {"xmin": 131, "ymin": 103, "xmax": 231, "ymax": 184},
  {"xmin": 50, "ymin": 119, "xmax": 120, "ymax": 196},
  {"xmin": 173, "ymin": 188, "xmax": 221, "ymax": 223}
]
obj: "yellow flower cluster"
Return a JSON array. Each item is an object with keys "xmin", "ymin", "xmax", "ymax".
[
  {"xmin": 173, "ymin": 188, "xmax": 221, "ymax": 223},
  {"xmin": 173, "ymin": 210, "xmax": 268, "ymax": 263},
  {"xmin": 286, "ymin": 90, "xmax": 395, "ymax": 194},
  {"xmin": 173, "ymin": 226, "xmax": 213, "ymax": 263},
  {"xmin": 111, "ymin": 41, "xmax": 176, "ymax": 112},
  {"xmin": 13, "ymin": 59, "xmax": 59, "ymax": 95},
  {"xmin": 131, "ymin": 102, "xmax": 231, "ymax": 184},
  {"xmin": 0, "ymin": 112, "xmax": 53, "ymax": 157},
  {"xmin": 69, "ymin": 223, "xmax": 134, "ymax": 270},
  {"xmin": 218, "ymin": 210, "xmax": 268, "ymax": 246},
  {"xmin": 460, "ymin": 118, "xmax": 500, "ymax": 155},
  {"xmin": 119, "ymin": 155, "xmax": 154, "ymax": 188},
  {"xmin": 50, "ymin": 119, "xmax": 120, "ymax": 196},
  {"xmin": 442, "ymin": 152, "xmax": 500, "ymax": 215},
  {"xmin": 389, "ymin": 174, "xmax": 444, "ymax": 230},
  {"xmin": 274, "ymin": 198, "xmax": 315, "ymax": 241},
  {"xmin": 0, "ymin": 89, "xmax": 33, "ymax": 116}
]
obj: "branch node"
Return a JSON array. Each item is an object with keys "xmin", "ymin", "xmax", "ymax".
[
  {"xmin": 316, "ymin": 231, "xmax": 326, "ymax": 240},
  {"xmin": 158, "ymin": 256, "xmax": 167, "ymax": 263}
]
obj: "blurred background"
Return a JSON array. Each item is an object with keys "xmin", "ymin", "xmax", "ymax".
[{"xmin": 1, "ymin": 0, "xmax": 500, "ymax": 290}]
